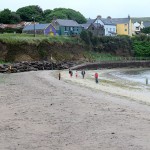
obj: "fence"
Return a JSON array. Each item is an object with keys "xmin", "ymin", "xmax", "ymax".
[{"xmin": 89, "ymin": 57, "xmax": 150, "ymax": 63}]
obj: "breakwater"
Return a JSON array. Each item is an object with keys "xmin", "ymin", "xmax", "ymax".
[{"xmin": 71, "ymin": 60, "xmax": 150, "ymax": 70}]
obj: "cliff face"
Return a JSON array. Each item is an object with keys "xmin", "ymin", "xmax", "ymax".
[
  {"xmin": 0, "ymin": 36, "xmax": 134, "ymax": 62},
  {"xmin": 0, "ymin": 41, "xmax": 86, "ymax": 62}
]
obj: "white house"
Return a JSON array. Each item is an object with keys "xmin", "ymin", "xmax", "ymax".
[
  {"xmin": 132, "ymin": 21, "xmax": 144, "ymax": 34},
  {"xmin": 94, "ymin": 16, "xmax": 116, "ymax": 36}
]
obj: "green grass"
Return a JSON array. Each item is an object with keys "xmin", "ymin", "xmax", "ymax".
[
  {"xmin": 0, "ymin": 60, "xmax": 5, "ymax": 64},
  {"xmin": 0, "ymin": 33, "xmax": 83, "ymax": 45},
  {"xmin": 84, "ymin": 51, "xmax": 123, "ymax": 61}
]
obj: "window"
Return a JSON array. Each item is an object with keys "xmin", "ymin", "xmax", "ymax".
[
  {"xmin": 64, "ymin": 26, "xmax": 67, "ymax": 31},
  {"xmin": 124, "ymin": 24, "xmax": 127, "ymax": 27},
  {"xmin": 92, "ymin": 27, "xmax": 94, "ymax": 30},
  {"xmin": 113, "ymin": 28, "xmax": 115, "ymax": 32},
  {"xmin": 125, "ymin": 29, "xmax": 127, "ymax": 31}
]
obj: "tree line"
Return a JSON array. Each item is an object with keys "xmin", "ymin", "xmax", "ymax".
[
  {"xmin": 80, "ymin": 31, "xmax": 150, "ymax": 57},
  {"xmin": 0, "ymin": 5, "xmax": 87, "ymax": 24}
]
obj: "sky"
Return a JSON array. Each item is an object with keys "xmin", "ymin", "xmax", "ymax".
[{"xmin": 0, "ymin": 0, "xmax": 149, "ymax": 18}]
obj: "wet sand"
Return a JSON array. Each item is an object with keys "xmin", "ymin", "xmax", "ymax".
[
  {"xmin": 0, "ymin": 70, "xmax": 150, "ymax": 150},
  {"xmin": 61, "ymin": 69, "xmax": 150, "ymax": 104}
]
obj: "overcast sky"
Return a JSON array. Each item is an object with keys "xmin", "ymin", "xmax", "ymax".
[{"xmin": 0, "ymin": 0, "xmax": 149, "ymax": 18}]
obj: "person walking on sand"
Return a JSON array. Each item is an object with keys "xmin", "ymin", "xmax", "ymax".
[
  {"xmin": 75, "ymin": 70, "xmax": 78, "ymax": 78},
  {"xmin": 58, "ymin": 72, "xmax": 61, "ymax": 80},
  {"xmin": 95, "ymin": 72, "xmax": 99, "ymax": 83},
  {"xmin": 81, "ymin": 70, "xmax": 85, "ymax": 79},
  {"xmin": 69, "ymin": 69, "xmax": 72, "ymax": 77}
]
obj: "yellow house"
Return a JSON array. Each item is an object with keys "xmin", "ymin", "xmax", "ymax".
[{"xmin": 112, "ymin": 16, "xmax": 132, "ymax": 36}]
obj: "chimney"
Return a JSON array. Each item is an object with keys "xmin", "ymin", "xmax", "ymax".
[
  {"xmin": 97, "ymin": 15, "xmax": 102, "ymax": 19},
  {"xmin": 107, "ymin": 16, "xmax": 111, "ymax": 19}
]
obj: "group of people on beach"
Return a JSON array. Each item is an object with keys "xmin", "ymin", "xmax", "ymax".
[{"xmin": 68, "ymin": 69, "xmax": 99, "ymax": 83}]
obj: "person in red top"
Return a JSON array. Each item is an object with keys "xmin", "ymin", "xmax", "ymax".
[{"xmin": 95, "ymin": 72, "xmax": 99, "ymax": 83}]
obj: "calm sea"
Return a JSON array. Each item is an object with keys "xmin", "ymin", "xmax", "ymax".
[{"xmin": 112, "ymin": 68, "xmax": 150, "ymax": 84}]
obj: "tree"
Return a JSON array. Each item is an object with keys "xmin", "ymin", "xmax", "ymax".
[
  {"xmin": 16, "ymin": 5, "xmax": 43, "ymax": 22},
  {"xmin": 46, "ymin": 8, "xmax": 86, "ymax": 23},
  {"xmin": 43, "ymin": 9, "xmax": 52, "ymax": 18},
  {"xmin": 10, "ymin": 12, "xmax": 21, "ymax": 24},
  {"xmin": 141, "ymin": 27, "xmax": 150, "ymax": 34},
  {"xmin": 0, "ymin": 9, "xmax": 21, "ymax": 24},
  {"xmin": 80, "ymin": 30, "xmax": 92, "ymax": 44},
  {"xmin": 46, "ymin": 11, "xmax": 68, "ymax": 22}
]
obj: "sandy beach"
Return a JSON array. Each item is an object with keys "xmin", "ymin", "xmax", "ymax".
[
  {"xmin": 0, "ymin": 70, "xmax": 150, "ymax": 150},
  {"xmin": 61, "ymin": 69, "xmax": 150, "ymax": 104}
]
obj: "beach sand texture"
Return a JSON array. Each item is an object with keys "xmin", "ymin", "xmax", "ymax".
[
  {"xmin": 0, "ymin": 70, "xmax": 150, "ymax": 150},
  {"xmin": 61, "ymin": 69, "xmax": 150, "ymax": 104}
]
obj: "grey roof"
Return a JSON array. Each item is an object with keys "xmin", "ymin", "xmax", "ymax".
[
  {"xmin": 111, "ymin": 18, "xmax": 130, "ymax": 24},
  {"xmin": 143, "ymin": 22, "xmax": 150, "ymax": 27},
  {"xmin": 55, "ymin": 19, "xmax": 80, "ymax": 27},
  {"xmin": 86, "ymin": 19, "xmax": 95, "ymax": 24},
  {"xmin": 87, "ymin": 18, "xmax": 115, "ymax": 25},
  {"xmin": 80, "ymin": 19, "xmax": 95, "ymax": 29},
  {"xmin": 101, "ymin": 18, "xmax": 115, "ymax": 25},
  {"xmin": 23, "ymin": 24, "xmax": 50, "ymax": 31},
  {"xmin": 80, "ymin": 23, "xmax": 91, "ymax": 29}
]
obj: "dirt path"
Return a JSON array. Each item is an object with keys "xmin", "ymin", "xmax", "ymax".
[{"xmin": 0, "ymin": 71, "xmax": 150, "ymax": 150}]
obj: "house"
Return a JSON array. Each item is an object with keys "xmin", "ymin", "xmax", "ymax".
[
  {"xmin": 52, "ymin": 19, "xmax": 82, "ymax": 36},
  {"xmin": 87, "ymin": 23, "xmax": 105, "ymax": 36},
  {"xmin": 98, "ymin": 16, "xmax": 116, "ymax": 36},
  {"xmin": 81, "ymin": 18, "xmax": 95, "ymax": 30},
  {"xmin": 80, "ymin": 18, "xmax": 105, "ymax": 36},
  {"xmin": 132, "ymin": 21, "xmax": 144, "ymax": 34},
  {"xmin": 90, "ymin": 16, "xmax": 117, "ymax": 36},
  {"xmin": 81, "ymin": 16, "xmax": 116, "ymax": 36},
  {"xmin": 0, "ymin": 22, "xmax": 35, "ymax": 29},
  {"xmin": 111, "ymin": 16, "xmax": 132, "ymax": 36},
  {"xmin": 22, "ymin": 23, "xmax": 56, "ymax": 36}
]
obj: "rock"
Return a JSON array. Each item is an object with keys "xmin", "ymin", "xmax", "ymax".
[{"xmin": 0, "ymin": 61, "xmax": 76, "ymax": 73}]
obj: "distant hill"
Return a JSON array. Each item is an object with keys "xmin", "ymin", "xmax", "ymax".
[{"xmin": 132, "ymin": 17, "xmax": 150, "ymax": 23}]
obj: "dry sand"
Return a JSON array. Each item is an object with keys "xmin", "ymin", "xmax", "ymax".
[{"xmin": 0, "ymin": 70, "xmax": 150, "ymax": 150}]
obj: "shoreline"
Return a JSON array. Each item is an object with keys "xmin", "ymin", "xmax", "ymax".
[
  {"xmin": 1, "ymin": 70, "xmax": 150, "ymax": 149},
  {"xmin": 60, "ymin": 68, "xmax": 150, "ymax": 105}
]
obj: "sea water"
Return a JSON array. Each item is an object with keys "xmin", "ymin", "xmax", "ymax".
[{"xmin": 112, "ymin": 68, "xmax": 150, "ymax": 84}]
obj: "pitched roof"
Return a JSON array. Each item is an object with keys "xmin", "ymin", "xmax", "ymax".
[
  {"xmin": 80, "ymin": 19, "xmax": 95, "ymax": 29},
  {"xmin": 143, "ymin": 22, "xmax": 150, "ymax": 27},
  {"xmin": 80, "ymin": 23, "xmax": 90, "ymax": 29},
  {"xmin": 100, "ymin": 18, "xmax": 115, "ymax": 25},
  {"xmin": 111, "ymin": 18, "xmax": 130, "ymax": 24},
  {"xmin": 86, "ymin": 19, "xmax": 95, "ymax": 24},
  {"xmin": 23, "ymin": 23, "xmax": 50, "ymax": 31},
  {"xmin": 55, "ymin": 19, "xmax": 80, "ymax": 27}
]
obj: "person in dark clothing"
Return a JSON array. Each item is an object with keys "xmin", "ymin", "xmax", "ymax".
[
  {"xmin": 59, "ymin": 72, "xmax": 61, "ymax": 80},
  {"xmin": 69, "ymin": 69, "xmax": 72, "ymax": 77},
  {"xmin": 81, "ymin": 70, "xmax": 85, "ymax": 79}
]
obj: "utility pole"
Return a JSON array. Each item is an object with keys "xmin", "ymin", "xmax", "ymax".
[{"xmin": 32, "ymin": 17, "xmax": 36, "ymax": 37}]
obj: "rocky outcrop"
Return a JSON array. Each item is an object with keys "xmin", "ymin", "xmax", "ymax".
[{"xmin": 0, "ymin": 61, "xmax": 77, "ymax": 73}]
